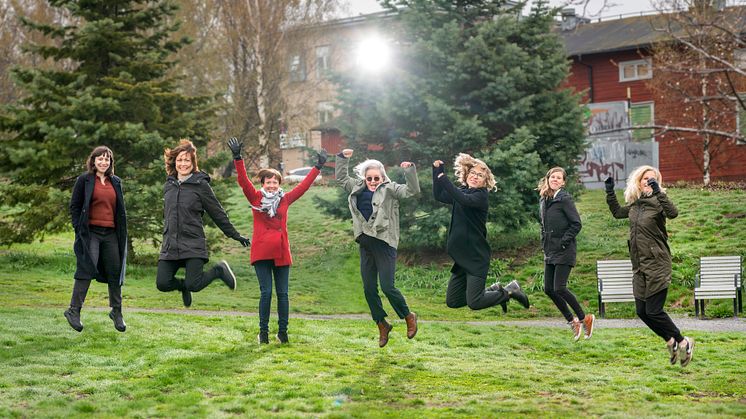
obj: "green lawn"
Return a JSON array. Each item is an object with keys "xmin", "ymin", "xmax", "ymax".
[{"xmin": 1, "ymin": 185, "xmax": 745, "ymax": 417}]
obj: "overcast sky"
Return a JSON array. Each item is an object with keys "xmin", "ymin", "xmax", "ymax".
[{"xmin": 343, "ymin": 0, "xmax": 659, "ymax": 18}]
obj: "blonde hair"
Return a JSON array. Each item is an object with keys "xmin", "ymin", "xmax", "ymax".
[
  {"xmin": 454, "ymin": 153, "xmax": 496, "ymax": 191},
  {"xmin": 624, "ymin": 165, "xmax": 665, "ymax": 203},
  {"xmin": 354, "ymin": 159, "xmax": 390, "ymax": 183},
  {"xmin": 536, "ymin": 167, "xmax": 566, "ymax": 198}
]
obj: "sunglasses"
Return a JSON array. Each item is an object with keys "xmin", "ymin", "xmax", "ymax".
[{"xmin": 366, "ymin": 176, "xmax": 381, "ymax": 182}]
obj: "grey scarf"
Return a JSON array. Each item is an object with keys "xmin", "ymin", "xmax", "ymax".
[{"xmin": 252, "ymin": 188, "xmax": 285, "ymax": 217}]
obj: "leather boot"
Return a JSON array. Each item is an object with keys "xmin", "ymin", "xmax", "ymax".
[
  {"xmin": 109, "ymin": 307, "xmax": 127, "ymax": 332},
  {"xmin": 487, "ymin": 282, "xmax": 508, "ymax": 313},
  {"xmin": 377, "ymin": 320, "xmax": 393, "ymax": 347},
  {"xmin": 404, "ymin": 312, "xmax": 418, "ymax": 339},
  {"xmin": 64, "ymin": 307, "xmax": 83, "ymax": 332},
  {"xmin": 504, "ymin": 280, "xmax": 530, "ymax": 308}
]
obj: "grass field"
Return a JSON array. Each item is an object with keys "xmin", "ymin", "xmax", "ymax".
[{"xmin": 1, "ymin": 185, "xmax": 745, "ymax": 417}]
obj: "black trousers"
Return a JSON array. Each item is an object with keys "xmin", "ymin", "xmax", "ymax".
[
  {"xmin": 635, "ymin": 287, "xmax": 684, "ymax": 343},
  {"xmin": 446, "ymin": 265, "xmax": 509, "ymax": 310},
  {"xmin": 156, "ymin": 258, "xmax": 220, "ymax": 293},
  {"xmin": 544, "ymin": 263, "xmax": 585, "ymax": 322},
  {"xmin": 70, "ymin": 226, "xmax": 122, "ymax": 308},
  {"xmin": 358, "ymin": 234, "xmax": 411, "ymax": 323}
]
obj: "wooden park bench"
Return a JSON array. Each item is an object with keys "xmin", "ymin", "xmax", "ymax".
[
  {"xmin": 597, "ymin": 259, "xmax": 634, "ymax": 318},
  {"xmin": 694, "ymin": 256, "xmax": 743, "ymax": 318}
]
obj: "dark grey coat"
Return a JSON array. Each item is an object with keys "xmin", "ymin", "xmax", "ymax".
[
  {"xmin": 160, "ymin": 171, "xmax": 242, "ymax": 261},
  {"xmin": 606, "ymin": 191, "xmax": 679, "ymax": 299},
  {"xmin": 540, "ymin": 190, "xmax": 582, "ymax": 266},
  {"xmin": 433, "ymin": 171, "xmax": 490, "ymax": 279},
  {"xmin": 70, "ymin": 173, "xmax": 128, "ymax": 284}
]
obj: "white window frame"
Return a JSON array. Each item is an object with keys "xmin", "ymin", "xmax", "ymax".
[
  {"xmin": 619, "ymin": 58, "xmax": 653, "ymax": 82},
  {"xmin": 315, "ymin": 45, "xmax": 331, "ymax": 79},
  {"xmin": 289, "ymin": 53, "xmax": 306, "ymax": 82}
]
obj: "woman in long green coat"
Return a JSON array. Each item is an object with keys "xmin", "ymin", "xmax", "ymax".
[{"xmin": 605, "ymin": 165, "xmax": 694, "ymax": 367}]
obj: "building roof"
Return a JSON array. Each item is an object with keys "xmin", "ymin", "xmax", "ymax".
[{"xmin": 561, "ymin": 6, "xmax": 746, "ymax": 57}]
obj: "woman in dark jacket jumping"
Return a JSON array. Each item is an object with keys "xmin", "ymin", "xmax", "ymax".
[
  {"xmin": 433, "ymin": 153, "xmax": 529, "ymax": 314},
  {"xmin": 156, "ymin": 139, "xmax": 250, "ymax": 307},
  {"xmin": 65, "ymin": 146, "xmax": 128, "ymax": 333},
  {"xmin": 537, "ymin": 167, "xmax": 594, "ymax": 341},
  {"xmin": 605, "ymin": 165, "xmax": 693, "ymax": 367}
]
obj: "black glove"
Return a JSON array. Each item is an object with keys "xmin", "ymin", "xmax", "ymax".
[
  {"xmin": 604, "ymin": 176, "xmax": 615, "ymax": 193},
  {"xmin": 315, "ymin": 149, "xmax": 328, "ymax": 170},
  {"xmin": 647, "ymin": 177, "xmax": 661, "ymax": 194},
  {"xmin": 235, "ymin": 235, "xmax": 251, "ymax": 247},
  {"xmin": 227, "ymin": 137, "xmax": 243, "ymax": 161},
  {"xmin": 433, "ymin": 163, "xmax": 445, "ymax": 177}
]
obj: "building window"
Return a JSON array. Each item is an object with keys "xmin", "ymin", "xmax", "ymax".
[
  {"xmin": 280, "ymin": 132, "xmax": 307, "ymax": 149},
  {"xmin": 630, "ymin": 102, "xmax": 654, "ymax": 141},
  {"xmin": 735, "ymin": 49, "xmax": 746, "ymax": 69},
  {"xmin": 315, "ymin": 45, "xmax": 330, "ymax": 79},
  {"xmin": 317, "ymin": 101, "xmax": 333, "ymax": 125},
  {"xmin": 289, "ymin": 53, "xmax": 306, "ymax": 82},
  {"xmin": 619, "ymin": 59, "xmax": 652, "ymax": 82}
]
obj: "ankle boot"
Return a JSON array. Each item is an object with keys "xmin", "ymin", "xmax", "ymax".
[
  {"xmin": 109, "ymin": 307, "xmax": 127, "ymax": 332},
  {"xmin": 64, "ymin": 307, "xmax": 83, "ymax": 332},
  {"xmin": 487, "ymin": 282, "xmax": 508, "ymax": 313},
  {"xmin": 504, "ymin": 280, "xmax": 530, "ymax": 308},
  {"xmin": 377, "ymin": 320, "xmax": 393, "ymax": 347},
  {"xmin": 404, "ymin": 312, "xmax": 418, "ymax": 339}
]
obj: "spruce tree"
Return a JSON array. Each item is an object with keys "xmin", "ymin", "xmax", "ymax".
[
  {"xmin": 0, "ymin": 0, "xmax": 213, "ymax": 251},
  {"xmin": 320, "ymin": 0, "xmax": 585, "ymax": 249}
]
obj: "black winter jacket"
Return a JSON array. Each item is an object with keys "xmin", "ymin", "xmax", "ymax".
[
  {"xmin": 433, "ymin": 170, "xmax": 491, "ymax": 279},
  {"xmin": 540, "ymin": 190, "xmax": 582, "ymax": 266},
  {"xmin": 70, "ymin": 173, "xmax": 128, "ymax": 284},
  {"xmin": 606, "ymin": 190, "xmax": 678, "ymax": 299},
  {"xmin": 160, "ymin": 172, "xmax": 241, "ymax": 261}
]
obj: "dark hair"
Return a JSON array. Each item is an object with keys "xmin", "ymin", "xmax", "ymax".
[
  {"xmin": 86, "ymin": 146, "xmax": 114, "ymax": 176},
  {"xmin": 164, "ymin": 139, "xmax": 199, "ymax": 177},
  {"xmin": 258, "ymin": 168, "xmax": 283, "ymax": 185}
]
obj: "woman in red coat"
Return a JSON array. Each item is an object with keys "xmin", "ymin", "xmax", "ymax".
[{"xmin": 228, "ymin": 137, "xmax": 326, "ymax": 344}]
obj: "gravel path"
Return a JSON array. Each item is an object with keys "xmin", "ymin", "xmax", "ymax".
[{"xmin": 89, "ymin": 307, "xmax": 746, "ymax": 333}]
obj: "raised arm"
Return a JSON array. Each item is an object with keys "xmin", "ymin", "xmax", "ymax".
[
  {"xmin": 335, "ymin": 149, "xmax": 356, "ymax": 193},
  {"xmin": 391, "ymin": 162, "xmax": 420, "ymax": 199},
  {"xmin": 648, "ymin": 178, "xmax": 678, "ymax": 219},
  {"xmin": 432, "ymin": 161, "xmax": 453, "ymax": 204},
  {"xmin": 228, "ymin": 138, "xmax": 261, "ymax": 203},
  {"xmin": 285, "ymin": 166, "xmax": 320, "ymax": 205},
  {"xmin": 604, "ymin": 177, "xmax": 630, "ymax": 219}
]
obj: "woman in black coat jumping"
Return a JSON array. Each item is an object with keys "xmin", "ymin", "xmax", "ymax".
[
  {"xmin": 433, "ymin": 153, "xmax": 529, "ymax": 313},
  {"xmin": 537, "ymin": 167, "xmax": 594, "ymax": 341},
  {"xmin": 66, "ymin": 146, "xmax": 128, "ymax": 333}
]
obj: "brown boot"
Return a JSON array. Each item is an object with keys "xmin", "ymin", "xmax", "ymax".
[
  {"xmin": 404, "ymin": 312, "xmax": 418, "ymax": 339},
  {"xmin": 377, "ymin": 320, "xmax": 393, "ymax": 347}
]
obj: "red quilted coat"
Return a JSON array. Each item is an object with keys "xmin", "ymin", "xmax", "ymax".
[{"xmin": 234, "ymin": 159, "xmax": 319, "ymax": 266}]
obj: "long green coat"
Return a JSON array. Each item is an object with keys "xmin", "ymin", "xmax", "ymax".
[{"xmin": 606, "ymin": 191, "xmax": 679, "ymax": 299}]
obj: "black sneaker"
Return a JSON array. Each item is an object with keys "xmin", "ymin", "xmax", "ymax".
[
  {"xmin": 181, "ymin": 289, "xmax": 192, "ymax": 307},
  {"xmin": 64, "ymin": 307, "xmax": 83, "ymax": 332},
  {"xmin": 257, "ymin": 331, "xmax": 269, "ymax": 344},
  {"xmin": 216, "ymin": 260, "xmax": 236, "ymax": 290},
  {"xmin": 276, "ymin": 331, "xmax": 289, "ymax": 344}
]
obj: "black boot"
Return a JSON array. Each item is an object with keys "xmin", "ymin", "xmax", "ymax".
[
  {"xmin": 181, "ymin": 288, "xmax": 192, "ymax": 307},
  {"xmin": 64, "ymin": 307, "xmax": 83, "ymax": 332},
  {"xmin": 504, "ymin": 280, "xmax": 530, "ymax": 308},
  {"xmin": 487, "ymin": 282, "xmax": 508, "ymax": 313},
  {"xmin": 216, "ymin": 260, "xmax": 237, "ymax": 290},
  {"xmin": 109, "ymin": 307, "xmax": 127, "ymax": 332}
]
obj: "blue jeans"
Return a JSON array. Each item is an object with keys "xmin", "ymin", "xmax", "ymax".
[{"xmin": 254, "ymin": 260, "xmax": 290, "ymax": 333}]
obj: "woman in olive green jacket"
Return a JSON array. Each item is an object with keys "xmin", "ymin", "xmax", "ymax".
[
  {"xmin": 605, "ymin": 165, "xmax": 693, "ymax": 367},
  {"xmin": 336, "ymin": 148, "xmax": 420, "ymax": 347}
]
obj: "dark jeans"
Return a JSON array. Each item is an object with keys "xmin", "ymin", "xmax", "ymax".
[
  {"xmin": 544, "ymin": 263, "xmax": 585, "ymax": 322},
  {"xmin": 254, "ymin": 260, "xmax": 290, "ymax": 333},
  {"xmin": 446, "ymin": 265, "xmax": 509, "ymax": 310},
  {"xmin": 358, "ymin": 234, "xmax": 411, "ymax": 323},
  {"xmin": 156, "ymin": 258, "xmax": 220, "ymax": 293},
  {"xmin": 70, "ymin": 226, "xmax": 122, "ymax": 308},
  {"xmin": 635, "ymin": 287, "xmax": 684, "ymax": 343}
]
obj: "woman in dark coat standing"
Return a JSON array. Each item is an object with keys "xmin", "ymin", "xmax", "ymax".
[
  {"xmin": 537, "ymin": 167, "xmax": 594, "ymax": 341},
  {"xmin": 433, "ymin": 153, "xmax": 529, "ymax": 313},
  {"xmin": 156, "ymin": 139, "xmax": 250, "ymax": 307},
  {"xmin": 228, "ymin": 137, "xmax": 324, "ymax": 345},
  {"xmin": 66, "ymin": 146, "xmax": 128, "ymax": 333},
  {"xmin": 605, "ymin": 165, "xmax": 693, "ymax": 367}
]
